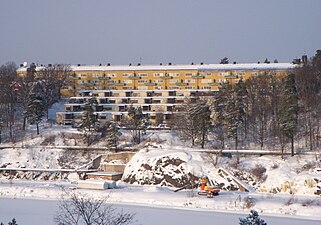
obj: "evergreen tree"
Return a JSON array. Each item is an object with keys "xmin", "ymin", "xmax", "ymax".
[
  {"xmin": 77, "ymin": 97, "xmax": 99, "ymax": 146},
  {"xmin": 211, "ymin": 82, "xmax": 230, "ymax": 149},
  {"xmin": 239, "ymin": 210, "xmax": 267, "ymax": 225},
  {"xmin": 278, "ymin": 73, "xmax": 299, "ymax": 156},
  {"xmin": 224, "ymin": 81, "xmax": 246, "ymax": 152},
  {"xmin": 127, "ymin": 106, "xmax": 148, "ymax": 144},
  {"xmin": 26, "ymin": 83, "xmax": 45, "ymax": 135},
  {"xmin": 101, "ymin": 121, "xmax": 121, "ymax": 150},
  {"xmin": 20, "ymin": 63, "xmax": 37, "ymax": 131}
]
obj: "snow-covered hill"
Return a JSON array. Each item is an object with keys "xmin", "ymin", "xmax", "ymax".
[{"xmin": 0, "ymin": 123, "xmax": 321, "ymax": 220}]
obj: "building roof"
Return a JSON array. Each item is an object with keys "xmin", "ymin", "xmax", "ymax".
[{"xmin": 17, "ymin": 62, "xmax": 298, "ymax": 73}]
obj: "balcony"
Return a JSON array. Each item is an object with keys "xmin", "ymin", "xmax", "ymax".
[
  {"xmin": 192, "ymin": 75, "xmax": 204, "ymax": 79},
  {"xmin": 144, "ymin": 99, "xmax": 152, "ymax": 104},
  {"xmin": 175, "ymin": 82, "xmax": 187, "ymax": 86},
  {"xmin": 209, "ymin": 82, "xmax": 220, "ymax": 86},
  {"xmin": 167, "ymin": 98, "xmax": 176, "ymax": 103}
]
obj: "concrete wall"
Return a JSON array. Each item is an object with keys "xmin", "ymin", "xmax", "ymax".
[
  {"xmin": 102, "ymin": 152, "xmax": 135, "ymax": 164},
  {"xmin": 100, "ymin": 164, "xmax": 126, "ymax": 173}
]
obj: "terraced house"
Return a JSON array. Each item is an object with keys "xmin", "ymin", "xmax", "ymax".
[{"xmin": 17, "ymin": 61, "xmax": 298, "ymax": 126}]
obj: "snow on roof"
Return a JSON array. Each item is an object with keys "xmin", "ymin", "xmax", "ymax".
[
  {"xmin": 70, "ymin": 63, "xmax": 297, "ymax": 71},
  {"xmin": 17, "ymin": 63, "xmax": 298, "ymax": 73}
]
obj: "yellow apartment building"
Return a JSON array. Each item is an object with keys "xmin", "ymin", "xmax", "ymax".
[{"xmin": 17, "ymin": 62, "xmax": 297, "ymax": 126}]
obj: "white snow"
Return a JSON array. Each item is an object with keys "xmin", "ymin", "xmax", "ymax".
[
  {"xmin": 16, "ymin": 62, "xmax": 298, "ymax": 73},
  {"xmin": 0, "ymin": 125, "xmax": 320, "ymax": 223}
]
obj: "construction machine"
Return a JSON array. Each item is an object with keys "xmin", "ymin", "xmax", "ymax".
[
  {"xmin": 197, "ymin": 176, "xmax": 220, "ymax": 198},
  {"xmin": 174, "ymin": 176, "xmax": 220, "ymax": 198}
]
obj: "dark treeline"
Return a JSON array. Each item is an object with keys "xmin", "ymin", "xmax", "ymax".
[
  {"xmin": 172, "ymin": 50, "xmax": 321, "ymax": 155},
  {"xmin": 0, "ymin": 63, "xmax": 70, "ymax": 142}
]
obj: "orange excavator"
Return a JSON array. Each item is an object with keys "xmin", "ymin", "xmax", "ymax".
[
  {"xmin": 174, "ymin": 176, "xmax": 220, "ymax": 198},
  {"xmin": 197, "ymin": 176, "xmax": 220, "ymax": 198}
]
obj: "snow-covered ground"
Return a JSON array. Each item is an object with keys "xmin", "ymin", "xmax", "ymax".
[
  {"xmin": 1, "ymin": 197, "xmax": 320, "ymax": 225},
  {"xmin": 0, "ymin": 124, "xmax": 320, "ymax": 223}
]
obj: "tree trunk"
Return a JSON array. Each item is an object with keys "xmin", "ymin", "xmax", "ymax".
[
  {"xmin": 291, "ymin": 136, "xmax": 294, "ymax": 157},
  {"xmin": 259, "ymin": 119, "xmax": 264, "ymax": 150},
  {"xmin": 36, "ymin": 123, "xmax": 40, "ymax": 135},
  {"xmin": 23, "ymin": 116, "xmax": 27, "ymax": 130}
]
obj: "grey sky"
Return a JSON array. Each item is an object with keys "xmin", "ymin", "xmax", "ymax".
[{"xmin": 1, "ymin": 0, "xmax": 320, "ymax": 66}]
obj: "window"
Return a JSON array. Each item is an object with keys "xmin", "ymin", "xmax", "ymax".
[
  {"xmin": 107, "ymin": 73, "xmax": 116, "ymax": 78},
  {"xmin": 238, "ymin": 72, "xmax": 245, "ymax": 76},
  {"xmin": 185, "ymin": 79, "xmax": 195, "ymax": 83},
  {"xmin": 138, "ymin": 73, "xmax": 148, "ymax": 77},
  {"xmin": 138, "ymin": 80, "xmax": 148, "ymax": 83},
  {"xmin": 123, "ymin": 80, "xmax": 132, "ymax": 84},
  {"xmin": 138, "ymin": 86, "xmax": 147, "ymax": 90},
  {"xmin": 201, "ymin": 79, "xmax": 212, "ymax": 83},
  {"xmin": 123, "ymin": 73, "xmax": 132, "ymax": 77},
  {"xmin": 169, "ymin": 73, "xmax": 179, "ymax": 77},
  {"xmin": 169, "ymin": 79, "xmax": 178, "ymax": 84},
  {"xmin": 219, "ymin": 72, "xmax": 230, "ymax": 76},
  {"xmin": 92, "ymin": 74, "xmax": 102, "ymax": 78},
  {"xmin": 154, "ymin": 73, "xmax": 163, "ymax": 77}
]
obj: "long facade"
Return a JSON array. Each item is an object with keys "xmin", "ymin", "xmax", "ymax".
[{"xmin": 17, "ymin": 62, "xmax": 297, "ymax": 125}]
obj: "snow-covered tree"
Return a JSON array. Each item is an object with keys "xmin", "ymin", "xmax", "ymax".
[
  {"xmin": 26, "ymin": 83, "xmax": 45, "ymax": 135},
  {"xmin": 224, "ymin": 80, "xmax": 246, "ymax": 151},
  {"xmin": 211, "ymin": 82, "xmax": 230, "ymax": 149},
  {"xmin": 0, "ymin": 62, "xmax": 18, "ymax": 141},
  {"xmin": 101, "ymin": 121, "xmax": 121, "ymax": 150},
  {"xmin": 77, "ymin": 97, "xmax": 100, "ymax": 146},
  {"xmin": 37, "ymin": 64, "xmax": 71, "ymax": 118},
  {"xmin": 188, "ymin": 102, "xmax": 211, "ymax": 148},
  {"xmin": 126, "ymin": 106, "xmax": 148, "ymax": 144},
  {"xmin": 18, "ymin": 63, "xmax": 37, "ymax": 131},
  {"xmin": 239, "ymin": 210, "xmax": 267, "ymax": 225}
]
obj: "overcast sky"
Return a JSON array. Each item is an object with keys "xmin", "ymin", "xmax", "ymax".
[{"xmin": 1, "ymin": 0, "xmax": 320, "ymax": 66}]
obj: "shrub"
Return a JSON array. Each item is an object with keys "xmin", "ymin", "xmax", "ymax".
[
  {"xmin": 243, "ymin": 196, "xmax": 256, "ymax": 209},
  {"xmin": 239, "ymin": 210, "xmax": 267, "ymax": 225}
]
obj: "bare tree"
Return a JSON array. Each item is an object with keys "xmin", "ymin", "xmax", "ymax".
[
  {"xmin": 246, "ymin": 76, "xmax": 272, "ymax": 149},
  {"xmin": 0, "ymin": 62, "xmax": 18, "ymax": 142},
  {"xmin": 37, "ymin": 64, "xmax": 71, "ymax": 118},
  {"xmin": 55, "ymin": 190, "xmax": 136, "ymax": 225}
]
